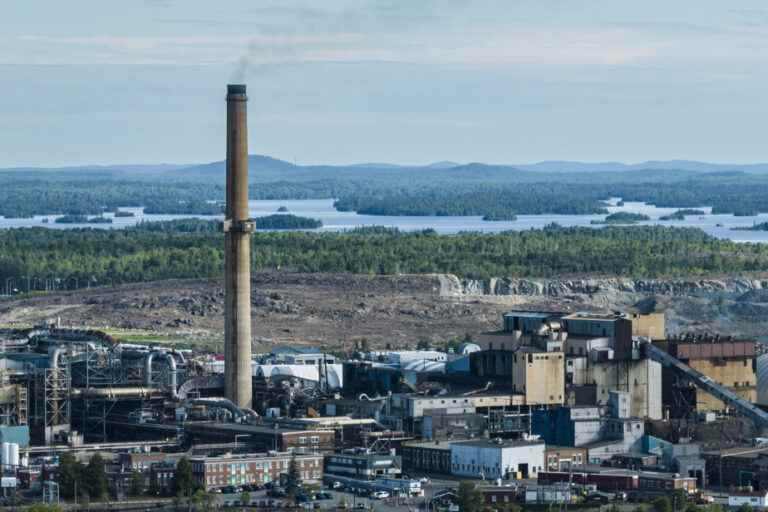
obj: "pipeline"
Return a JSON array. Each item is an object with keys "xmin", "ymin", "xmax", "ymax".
[
  {"xmin": 240, "ymin": 408, "xmax": 260, "ymax": 422},
  {"xmin": 48, "ymin": 347, "xmax": 65, "ymax": 370},
  {"xmin": 358, "ymin": 393, "xmax": 386, "ymax": 402},
  {"xmin": 190, "ymin": 398, "xmax": 247, "ymax": 420},
  {"xmin": 145, "ymin": 351, "xmax": 178, "ymax": 399},
  {"xmin": 71, "ymin": 387, "xmax": 162, "ymax": 399},
  {"xmin": 170, "ymin": 350, "xmax": 186, "ymax": 365}
]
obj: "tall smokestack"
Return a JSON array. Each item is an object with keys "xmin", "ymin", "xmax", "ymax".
[{"xmin": 224, "ymin": 83, "xmax": 253, "ymax": 408}]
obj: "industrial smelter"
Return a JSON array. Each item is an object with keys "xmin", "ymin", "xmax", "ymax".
[{"xmin": 224, "ymin": 84, "xmax": 253, "ymax": 409}]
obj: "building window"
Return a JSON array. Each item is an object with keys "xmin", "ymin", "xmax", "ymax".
[{"xmin": 298, "ymin": 437, "xmax": 307, "ymax": 444}]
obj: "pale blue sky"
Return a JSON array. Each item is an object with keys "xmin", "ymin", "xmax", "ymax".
[{"xmin": 2, "ymin": 1, "xmax": 768, "ymax": 167}]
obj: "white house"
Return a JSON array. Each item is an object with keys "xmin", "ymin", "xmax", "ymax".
[
  {"xmin": 729, "ymin": 491, "xmax": 768, "ymax": 509},
  {"xmin": 450, "ymin": 438, "xmax": 545, "ymax": 480}
]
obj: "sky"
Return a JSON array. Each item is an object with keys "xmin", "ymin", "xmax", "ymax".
[{"xmin": 2, "ymin": 1, "xmax": 768, "ymax": 167}]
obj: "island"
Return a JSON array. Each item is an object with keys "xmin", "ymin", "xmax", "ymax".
[
  {"xmin": 733, "ymin": 222, "xmax": 768, "ymax": 231},
  {"xmin": 277, "ymin": 206, "xmax": 289, "ymax": 212},
  {"xmin": 256, "ymin": 214, "xmax": 322, "ymax": 230},
  {"xmin": 591, "ymin": 212, "xmax": 650, "ymax": 225},
  {"xmin": 659, "ymin": 209, "xmax": 706, "ymax": 221},
  {"xmin": 113, "ymin": 210, "xmax": 135, "ymax": 218},
  {"xmin": 55, "ymin": 215, "xmax": 113, "ymax": 224},
  {"xmin": 482, "ymin": 212, "xmax": 518, "ymax": 221}
]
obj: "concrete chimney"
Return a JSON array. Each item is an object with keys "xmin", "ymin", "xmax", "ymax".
[{"xmin": 224, "ymin": 83, "xmax": 253, "ymax": 408}]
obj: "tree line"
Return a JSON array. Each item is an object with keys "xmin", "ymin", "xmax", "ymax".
[
  {"xmin": 333, "ymin": 173, "xmax": 768, "ymax": 219},
  {"xmin": 1, "ymin": 223, "xmax": 766, "ymax": 294},
  {"xmin": 4, "ymin": 167, "xmax": 768, "ymax": 219}
]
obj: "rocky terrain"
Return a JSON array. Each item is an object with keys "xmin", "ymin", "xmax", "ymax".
[
  {"xmin": 1, "ymin": 272, "xmax": 766, "ymax": 351},
  {"xmin": 440, "ymin": 275, "xmax": 768, "ymax": 337}
]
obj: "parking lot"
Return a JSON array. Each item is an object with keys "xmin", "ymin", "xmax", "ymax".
[{"xmin": 212, "ymin": 481, "xmax": 460, "ymax": 511}]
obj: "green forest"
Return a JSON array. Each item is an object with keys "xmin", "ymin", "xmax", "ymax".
[
  {"xmin": 1, "ymin": 223, "xmax": 766, "ymax": 294},
  {"xmin": 3, "ymin": 160, "xmax": 768, "ymax": 219},
  {"xmin": 333, "ymin": 174, "xmax": 768, "ymax": 219}
]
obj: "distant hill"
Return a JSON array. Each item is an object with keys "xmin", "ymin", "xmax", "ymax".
[
  {"xmin": 4, "ymin": 156, "xmax": 768, "ymax": 183},
  {"xmin": 516, "ymin": 160, "xmax": 768, "ymax": 174}
]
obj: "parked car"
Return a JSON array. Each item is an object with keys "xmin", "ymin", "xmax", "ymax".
[
  {"xmin": 586, "ymin": 492, "xmax": 610, "ymax": 504},
  {"xmin": 372, "ymin": 491, "xmax": 390, "ymax": 500},
  {"xmin": 330, "ymin": 481, "xmax": 343, "ymax": 490}
]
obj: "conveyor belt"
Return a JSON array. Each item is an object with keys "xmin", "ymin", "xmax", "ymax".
[{"xmin": 645, "ymin": 342, "xmax": 768, "ymax": 428}]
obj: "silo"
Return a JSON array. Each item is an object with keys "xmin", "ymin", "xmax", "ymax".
[
  {"xmin": 9, "ymin": 443, "xmax": 19, "ymax": 468},
  {"xmin": 1, "ymin": 442, "xmax": 10, "ymax": 469}
]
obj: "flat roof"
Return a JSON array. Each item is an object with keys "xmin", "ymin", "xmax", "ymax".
[
  {"xmin": 453, "ymin": 439, "xmax": 544, "ymax": 449},
  {"xmin": 545, "ymin": 446, "xmax": 587, "ymax": 452},
  {"xmin": 546, "ymin": 465, "xmax": 692, "ymax": 480},
  {"xmin": 702, "ymin": 446, "xmax": 768, "ymax": 457},
  {"xmin": 503, "ymin": 311, "xmax": 557, "ymax": 319},
  {"xmin": 187, "ymin": 422, "xmax": 333, "ymax": 436},
  {"xmin": 563, "ymin": 312, "xmax": 622, "ymax": 322},
  {"xmin": 278, "ymin": 417, "xmax": 378, "ymax": 427},
  {"xmin": 403, "ymin": 440, "xmax": 453, "ymax": 450},
  {"xmin": 190, "ymin": 451, "xmax": 321, "ymax": 462}
]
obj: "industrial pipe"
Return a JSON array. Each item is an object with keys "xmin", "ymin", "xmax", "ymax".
[
  {"xmin": 71, "ymin": 387, "xmax": 162, "ymax": 399},
  {"xmin": 170, "ymin": 350, "xmax": 186, "ymax": 365},
  {"xmin": 48, "ymin": 347, "xmax": 65, "ymax": 370},
  {"xmin": 190, "ymin": 398, "xmax": 246, "ymax": 419},
  {"xmin": 144, "ymin": 351, "xmax": 178, "ymax": 398}
]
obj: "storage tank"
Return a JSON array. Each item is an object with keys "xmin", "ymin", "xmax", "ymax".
[
  {"xmin": 1, "ymin": 442, "xmax": 10, "ymax": 468},
  {"xmin": 9, "ymin": 444, "xmax": 19, "ymax": 468}
]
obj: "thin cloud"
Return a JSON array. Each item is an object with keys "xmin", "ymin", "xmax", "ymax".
[{"xmin": 5, "ymin": 19, "xmax": 768, "ymax": 72}]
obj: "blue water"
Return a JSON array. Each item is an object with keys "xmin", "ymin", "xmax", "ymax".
[{"xmin": 1, "ymin": 199, "xmax": 768, "ymax": 243}]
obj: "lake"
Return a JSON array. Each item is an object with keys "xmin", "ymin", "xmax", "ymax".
[{"xmin": 1, "ymin": 198, "xmax": 768, "ymax": 243}]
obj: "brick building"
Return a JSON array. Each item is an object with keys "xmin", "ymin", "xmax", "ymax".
[
  {"xmin": 545, "ymin": 446, "xmax": 587, "ymax": 471},
  {"xmin": 190, "ymin": 452, "xmax": 323, "ymax": 491}
]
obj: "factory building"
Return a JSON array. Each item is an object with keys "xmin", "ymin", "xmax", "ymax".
[
  {"xmin": 702, "ymin": 445, "xmax": 768, "ymax": 490},
  {"xmin": 512, "ymin": 349, "xmax": 565, "ymax": 405},
  {"xmin": 660, "ymin": 335, "xmax": 757, "ymax": 415},
  {"xmin": 469, "ymin": 349, "xmax": 564, "ymax": 406},
  {"xmin": 324, "ymin": 450, "xmax": 401, "ymax": 480},
  {"xmin": 384, "ymin": 393, "xmax": 520, "ymax": 436},
  {"xmin": 402, "ymin": 440, "xmax": 453, "ymax": 475},
  {"xmin": 544, "ymin": 446, "xmax": 587, "ymax": 471},
  {"xmin": 191, "ymin": 452, "xmax": 323, "ymax": 490},
  {"xmin": 421, "ymin": 412, "xmax": 486, "ymax": 440},
  {"xmin": 185, "ymin": 423, "xmax": 336, "ymax": 453},
  {"xmin": 538, "ymin": 468, "xmax": 697, "ymax": 494},
  {"xmin": 572, "ymin": 357, "xmax": 663, "ymax": 420},
  {"xmin": 630, "ymin": 312, "xmax": 666, "ymax": 341},
  {"xmin": 450, "ymin": 438, "xmax": 546, "ymax": 479}
]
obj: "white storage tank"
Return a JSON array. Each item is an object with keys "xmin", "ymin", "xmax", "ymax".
[
  {"xmin": 9, "ymin": 444, "xmax": 19, "ymax": 468},
  {"xmin": 1, "ymin": 443, "xmax": 10, "ymax": 468}
]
